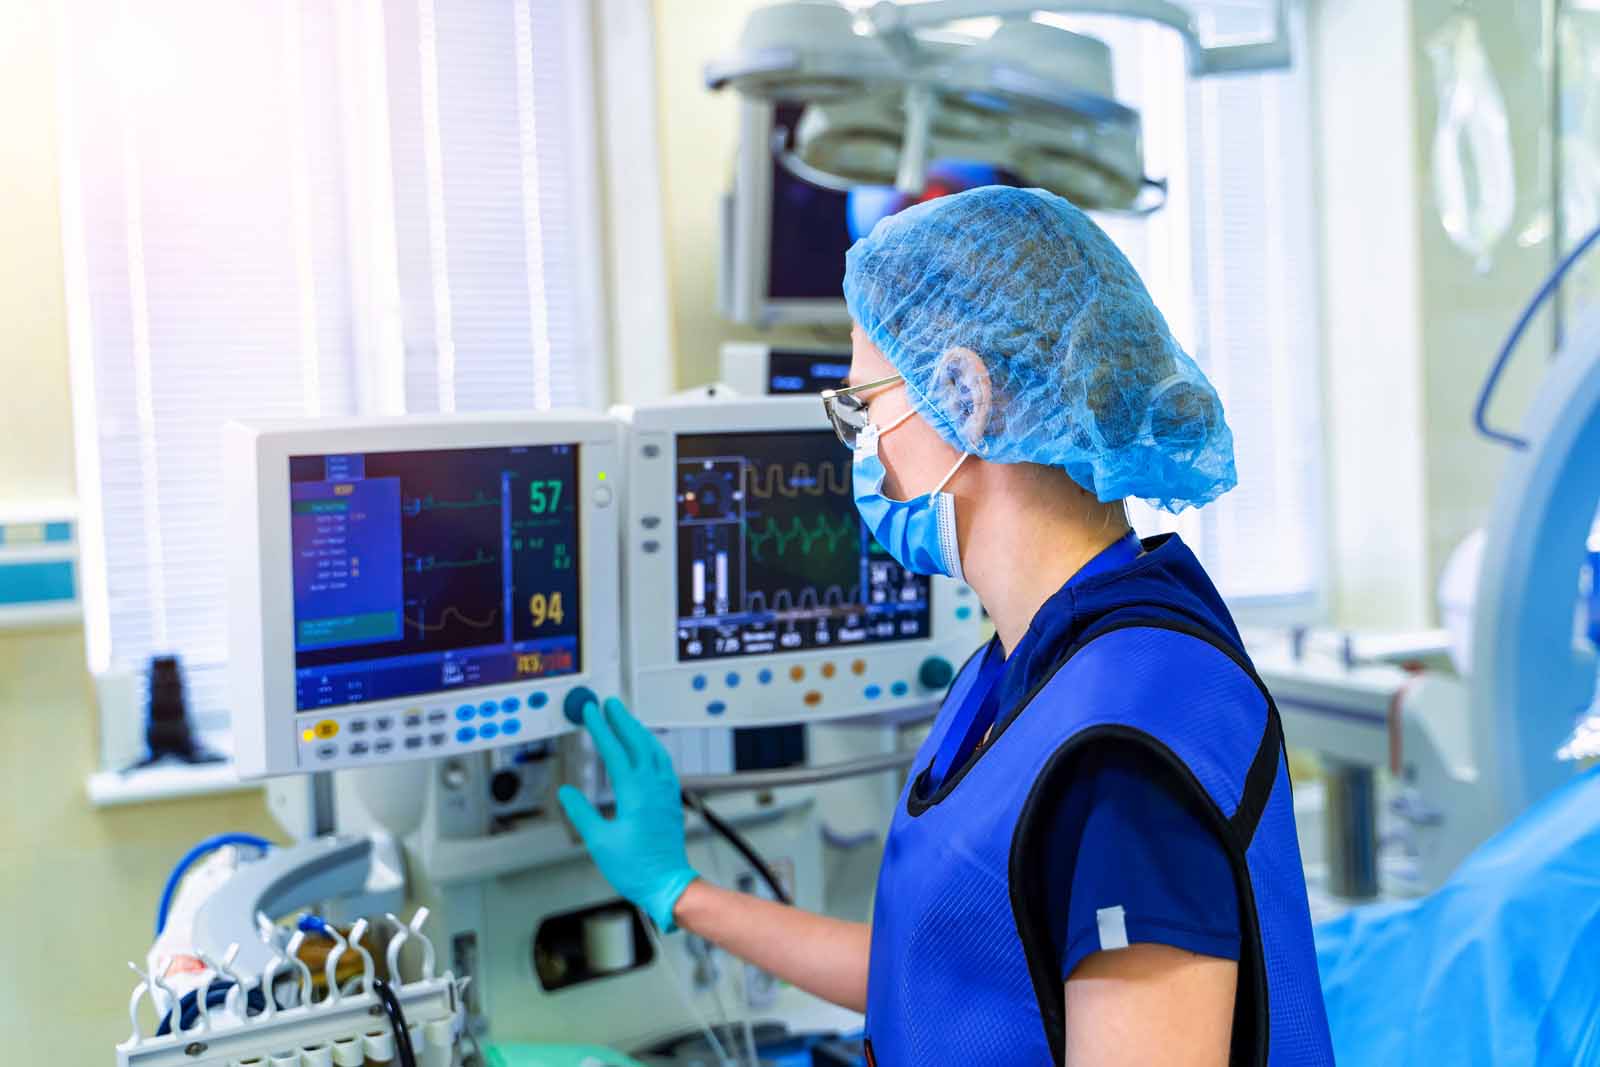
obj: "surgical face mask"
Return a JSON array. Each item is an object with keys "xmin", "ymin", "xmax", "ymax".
[{"xmin": 851, "ymin": 409, "xmax": 970, "ymax": 580}]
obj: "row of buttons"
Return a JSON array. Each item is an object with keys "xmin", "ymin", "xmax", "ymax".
[
  {"xmin": 312, "ymin": 717, "xmax": 525, "ymax": 762},
  {"xmin": 315, "ymin": 732, "xmax": 448, "ymax": 761},
  {"xmin": 702, "ymin": 681, "xmax": 909, "ymax": 716},
  {"xmin": 455, "ymin": 693, "xmax": 550, "ymax": 722},
  {"xmin": 307, "ymin": 708, "xmax": 452, "ymax": 743},
  {"xmin": 691, "ymin": 660, "xmax": 868, "ymax": 692},
  {"xmin": 308, "ymin": 692, "xmax": 554, "ymax": 750},
  {"xmin": 456, "ymin": 718, "xmax": 524, "ymax": 743}
]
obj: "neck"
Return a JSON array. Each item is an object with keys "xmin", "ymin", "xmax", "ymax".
[{"xmin": 959, "ymin": 486, "xmax": 1130, "ymax": 656}]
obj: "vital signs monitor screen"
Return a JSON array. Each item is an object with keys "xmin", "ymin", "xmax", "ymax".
[
  {"xmin": 675, "ymin": 430, "xmax": 931, "ymax": 661},
  {"xmin": 290, "ymin": 445, "xmax": 581, "ymax": 711}
]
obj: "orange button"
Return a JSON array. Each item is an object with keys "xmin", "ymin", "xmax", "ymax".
[
  {"xmin": 803, "ymin": 690, "xmax": 823, "ymax": 707},
  {"xmin": 789, "ymin": 665, "xmax": 806, "ymax": 682},
  {"xmin": 820, "ymin": 662, "xmax": 837, "ymax": 679},
  {"xmin": 851, "ymin": 659, "xmax": 867, "ymax": 676},
  {"xmin": 314, "ymin": 720, "xmax": 339, "ymax": 740}
]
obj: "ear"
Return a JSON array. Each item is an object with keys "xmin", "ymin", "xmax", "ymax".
[{"xmin": 932, "ymin": 346, "xmax": 993, "ymax": 450}]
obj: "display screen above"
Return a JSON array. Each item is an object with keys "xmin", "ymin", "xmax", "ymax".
[
  {"xmin": 675, "ymin": 430, "xmax": 932, "ymax": 661},
  {"xmin": 290, "ymin": 444, "xmax": 581, "ymax": 711}
]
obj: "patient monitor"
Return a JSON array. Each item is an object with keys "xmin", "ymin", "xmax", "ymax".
[
  {"xmin": 622, "ymin": 395, "xmax": 983, "ymax": 727},
  {"xmin": 226, "ymin": 414, "xmax": 622, "ymax": 778}
]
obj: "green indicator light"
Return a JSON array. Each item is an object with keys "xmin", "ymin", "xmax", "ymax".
[{"xmin": 597, "ymin": 471, "xmax": 607, "ymax": 481}]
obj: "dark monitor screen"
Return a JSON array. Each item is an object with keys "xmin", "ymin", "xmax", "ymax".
[
  {"xmin": 289, "ymin": 444, "xmax": 581, "ymax": 711},
  {"xmin": 767, "ymin": 349, "xmax": 851, "ymax": 394},
  {"xmin": 675, "ymin": 430, "xmax": 931, "ymax": 661},
  {"xmin": 765, "ymin": 103, "xmax": 1024, "ymax": 303}
]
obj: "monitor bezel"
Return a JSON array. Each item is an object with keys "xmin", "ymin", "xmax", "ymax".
[{"xmin": 228, "ymin": 413, "xmax": 623, "ymax": 779}]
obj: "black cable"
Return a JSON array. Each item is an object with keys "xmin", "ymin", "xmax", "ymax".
[
  {"xmin": 372, "ymin": 977, "xmax": 419, "ymax": 1067},
  {"xmin": 680, "ymin": 789, "xmax": 793, "ymax": 906}
]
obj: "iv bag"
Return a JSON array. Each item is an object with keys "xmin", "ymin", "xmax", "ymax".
[{"xmin": 1429, "ymin": 13, "xmax": 1516, "ymax": 272}]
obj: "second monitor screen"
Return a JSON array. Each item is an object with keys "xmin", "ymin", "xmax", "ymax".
[{"xmin": 676, "ymin": 431, "xmax": 932, "ymax": 661}]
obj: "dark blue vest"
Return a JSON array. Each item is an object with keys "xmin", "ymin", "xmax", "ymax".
[{"xmin": 863, "ymin": 534, "xmax": 1333, "ymax": 1066}]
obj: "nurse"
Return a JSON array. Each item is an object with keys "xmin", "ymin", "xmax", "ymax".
[{"xmin": 560, "ymin": 187, "xmax": 1334, "ymax": 1065}]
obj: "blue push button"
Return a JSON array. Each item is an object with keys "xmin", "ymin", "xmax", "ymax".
[
  {"xmin": 891, "ymin": 681, "xmax": 909, "ymax": 697},
  {"xmin": 455, "ymin": 705, "xmax": 476, "ymax": 722},
  {"xmin": 479, "ymin": 722, "xmax": 500, "ymax": 741},
  {"xmin": 691, "ymin": 674, "xmax": 708, "ymax": 692},
  {"xmin": 456, "ymin": 726, "xmax": 477, "ymax": 744},
  {"xmin": 502, "ymin": 718, "xmax": 522, "ymax": 736},
  {"xmin": 864, "ymin": 685, "xmax": 882, "ymax": 700},
  {"xmin": 501, "ymin": 697, "xmax": 521, "ymax": 713},
  {"xmin": 956, "ymin": 605, "xmax": 974, "ymax": 620},
  {"xmin": 725, "ymin": 672, "xmax": 741, "ymax": 688},
  {"xmin": 479, "ymin": 701, "xmax": 499, "ymax": 718},
  {"xmin": 758, "ymin": 669, "xmax": 773, "ymax": 686},
  {"xmin": 707, "ymin": 701, "xmax": 727, "ymax": 716},
  {"xmin": 529, "ymin": 692, "xmax": 549, "ymax": 709},
  {"xmin": 563, "ymin": 686, "xmax": 599, "ymax": 726}
]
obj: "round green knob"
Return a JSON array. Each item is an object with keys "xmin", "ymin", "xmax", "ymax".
[{"xmin": 919, "ymin": 656, "xmax": 955, "ymax": 691}]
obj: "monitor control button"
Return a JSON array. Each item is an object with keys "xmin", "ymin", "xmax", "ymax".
[
  {"xmin": 641, "ymin": 515, "xmax": 661, "ymax": 529},
  {"xmin": 563, "ymin": 686, "xmax": 599, "ymax": 726},
  {"xmin": 642, "ymin": 540, "xmax": 660, "ymax": 554},
  {"xmin": 593, "ymin": 485, "xmax": 613, "ymax": 507}
]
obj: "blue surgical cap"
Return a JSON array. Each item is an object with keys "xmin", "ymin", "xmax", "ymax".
[{"xmin": 842, "ymin": 186, "xmax": 1237, "ymax": 512}]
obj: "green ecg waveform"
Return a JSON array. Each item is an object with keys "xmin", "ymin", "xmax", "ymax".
[
  {"xmin": 411, "ymin": 548, "xmax": 497, "ymax": 573},
  {"xmin": 403, "ymin": 490, "xmax": 499, "ymax": 516},
  {"xmin": 747, "ymin": 513, "xmax": 857, "ymax": 561}
]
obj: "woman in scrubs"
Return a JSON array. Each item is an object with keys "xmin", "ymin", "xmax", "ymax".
[{"xmin": 561, "ymin": 187, "xmax": 1333, "ymax": 1066}]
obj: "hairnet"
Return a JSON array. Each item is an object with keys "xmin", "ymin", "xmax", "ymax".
[{"xmin": 842, "ymin": 186, "xmax": 1237, "ymax": 512}]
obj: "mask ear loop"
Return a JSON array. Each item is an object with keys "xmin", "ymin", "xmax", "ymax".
[
  {"xmin": 932, "ymin": 452, "xmax": 970, "ymax": 494},
  {"xmin": 878, "ymin": 408, "xmax": 917, "ymax": 436}
]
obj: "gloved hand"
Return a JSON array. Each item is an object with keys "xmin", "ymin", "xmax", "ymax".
[{"xmin": 558, "ymin": 697, "xmax": 699, "ymax": 931}]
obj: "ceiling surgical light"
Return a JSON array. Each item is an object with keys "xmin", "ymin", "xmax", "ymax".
[{"xmin": 706, "ymin": 0, "xmax": 1291, "ymax": 211}]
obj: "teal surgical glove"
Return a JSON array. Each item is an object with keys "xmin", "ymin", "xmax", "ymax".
[{"xmin": 558, "ymin": 697, "xmax": 699, "ymax": 931}]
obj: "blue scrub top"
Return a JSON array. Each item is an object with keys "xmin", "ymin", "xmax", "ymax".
[{"xmin": 922, "ymin": 532, "xmax": 1242, "ymax": 978}]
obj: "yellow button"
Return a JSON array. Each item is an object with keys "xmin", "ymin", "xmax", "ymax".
[
  {"xmin": 803, "ymin": 690, "xmax": 823, "ymax": 707},
  {"xmin": 315, "ymin": 720, "xmax": 339, "ymax": 740},
  {"xmin": 851, "ymin": 659, "xmax": 867, "ymax": 676},
  {"xmin": 820, "ymin": 662, "xmax": 837, "ymax": 679},
  {"xmin": 301, "ymin": 728, "xmax": 315, "ymax": 743},
  {"xmin": 789, "ymin": 665, "xmax": 806, "ymax": 682}
]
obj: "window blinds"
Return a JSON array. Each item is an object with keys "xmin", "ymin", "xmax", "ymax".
[{"xmin": 57, "ymin": 0, "xmax": 604, "ymax": 737}]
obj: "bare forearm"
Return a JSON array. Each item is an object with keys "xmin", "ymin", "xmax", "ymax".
[{"xmin": 672, "ymin": 878, "xmax": 871, "ymax": 1013}]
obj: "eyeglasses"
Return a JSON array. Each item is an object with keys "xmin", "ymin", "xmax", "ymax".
[{"xmin": 820, "ymin": 374, "xmax": 903, "ymax": 450}]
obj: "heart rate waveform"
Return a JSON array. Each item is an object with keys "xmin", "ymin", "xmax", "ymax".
[
  {"xmin": 401, "ymin": 490, "xmax": 500, "ymax": 517},
  {"xmin": 405, "ymin": 604, "xmax": 500, "ymax": 633},
  {"xmin": 744, "ymin": 585, "xmax": 861, "ymax": 614},
  {"xmin": 407, "ymin": 548, "xmax": 499, "ymax": 573},
  {"xmin": 746, "ymin": 513, "xmax": 858, "ymax": 561},
  {"xmin": 741, "ymin": 459, "xmax": 850, "ymax": 499}
]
